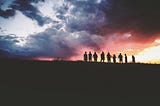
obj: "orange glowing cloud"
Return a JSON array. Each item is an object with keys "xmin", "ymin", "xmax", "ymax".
[{"xmin": 69, "ymin": 34, "xmax": 160, "ymax": 64}]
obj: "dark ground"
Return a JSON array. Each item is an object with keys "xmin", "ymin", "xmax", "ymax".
[{"xmin": 0, "ymin": 59, "xmax": 160, "ymax": 105}]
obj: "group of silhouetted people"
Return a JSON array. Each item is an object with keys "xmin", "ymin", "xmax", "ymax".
[{"xmin": 84, "ymin": 51, "xmax": 135, "ymax": 63}]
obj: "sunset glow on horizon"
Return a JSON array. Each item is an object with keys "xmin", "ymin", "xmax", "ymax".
[
  {"xmin": 35, "ymin": 38, "xmax": 160, "ymax": 64},
  {"xmin": 0, "ymin": 0, "xmax": 160, "ymax": 64}
]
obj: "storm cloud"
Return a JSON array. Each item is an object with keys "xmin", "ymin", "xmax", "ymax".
[
  {"xmin": 0, "ymin": 0, "xmax": 160, "ymax": 59},
  {"xmin": 100, "ymin": 0, "xmax": 160, "ymax": 36}
]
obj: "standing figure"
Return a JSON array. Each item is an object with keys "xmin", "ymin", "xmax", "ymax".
[
  {"xmin": 113, "ymin": 54, "xmax": 116, "ymax": 63},
  {"xmin": 107, "ymin": 52, "xmax": 111, "ymax": 63},
  {"xmin": 132, "ymin": 55, "xmax": 135, "ymax": 63},
  {"xmin": 100, "ymin": 51, "xmax": 105, "ymax": 62},
  {"xmin": 118, "ymin": 53, "xmax": 123, "ymax": 63},
  {"xmin": 124, "ymin": 54, "xmax": 128, "ymax": 63},
  {"xmin": 83, "ymin": 52, "xmax": 88, "ymax": 62},
  {"xmin": 93, "ymin": 52, "xmax": 98, "ymax": 62},
  {"xmin": 88, "ymin": 51, "xmax": 92, "ymax": 62}
]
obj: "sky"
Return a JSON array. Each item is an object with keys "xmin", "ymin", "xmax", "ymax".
[{"xmin": 0, "ymin": 0, "xmax": 160, "ymax": 63}]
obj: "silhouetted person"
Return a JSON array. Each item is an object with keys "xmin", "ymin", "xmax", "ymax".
[
  {"xmin": 107, "ymin": 52, "xmax": 111, "ymax": 63},
  {"xmin": 113, "ymin": 54, "xmax": 116, "ymax": 63},
  {"xmin": 124, "ymin": 54, "xmax": 128, "ymax": 63},
  {"xmin": 118, "ymin": 53, "xmax": 123, "ymax": 63},
  {"xmin": 100, "ymin": 51, "xmax": 105, "ymax": 62},
  {"xmin": 83, "ymin": 52, "xmax": 88, "ymax": 62},
  {"xmin": 93, "ymin": 52, "xmax": 98, "ymax": 62},
  {"xmin": 132, "ymin": 55, "xmax": 135, "ymax": 63},
  {"xmin": 88, "ymin": 51, "xmax": 92, "ymax": 62}
]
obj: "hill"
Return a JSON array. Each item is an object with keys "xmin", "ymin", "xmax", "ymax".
[
  {"xmin": 1, "ymin": 59, "xmax": 160, "ymax": 105},
  {"xmin": 0, "ymin": 59, "xmax": 160, "ymax": 96}
]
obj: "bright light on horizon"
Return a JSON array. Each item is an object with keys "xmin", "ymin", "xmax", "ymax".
[
  {"xmin": 34, "ymin": 45, "xmax": 160, "ymax": 64},
  {"xmin": 135, "ymin": 45, "xmax": 160, "ymax": 64},
  {"xmin": 155, "ymin": 39, "xmax": 160, "ymax": 43}
]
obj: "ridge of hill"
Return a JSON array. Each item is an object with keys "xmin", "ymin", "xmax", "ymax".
[{"xmin": 0, "ymin": 59, "xmax": 160, "ymax": 96}]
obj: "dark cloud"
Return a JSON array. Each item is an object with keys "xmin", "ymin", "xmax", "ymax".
[
  {"xmin": 0, "ymin": 35, "xmax": 33, "ymax": 58},
  {"xmin": 0, "ymin": 35, "xmax": 19, "ymax": 58},
  {"xmin": 0, "ymin": 35, "xmax": 18, "ymax": 50},
  {"xmin": 100, "ymin": 0, "xmax": 160, "ymax": 36},
  {"xmin": 65, "ymin": 0, "xmax": 160, "ymax": 39},
  {"xmin": 0, "ymin": 27, "xmax": 102, "ymax": 59},
  {"xmin": 24, "ymin": 28, "xmax": 101, "ymax": 59},
  {"xmin": 0, "ymin": 0, "xmax": 15, "ymax": 18},
  {"xmin": 0, "ymin": 9, "xmax": 15, "ymax": 18},
  {"xmin": 1, "ymin": 0, "xmax": 160, "ymax": 35},
  {"xmin": 10, "ymin": 0, "xmax": 46, "ymax": 26},
  {"xmin": 0, "ymin": 0, "xmax": 46, "ymax": 26},
  {"xmin": 66, "ymin": 0, "xmax": 107, "ymax": 34},
  {"xmin": 0, "ymin": 0, "xmax": 104, "ymax": 59}
]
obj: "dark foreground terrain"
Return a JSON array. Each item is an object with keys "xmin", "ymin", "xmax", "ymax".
[{"xmin": 0, "ymin": 59, "xmax": 160, "ymax": 105}]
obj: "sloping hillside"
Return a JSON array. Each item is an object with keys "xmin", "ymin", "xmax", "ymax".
[{"xmin": 0, "ymin": 60, "xmax": 160, "ymax": 96}]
